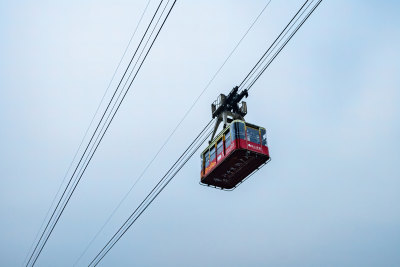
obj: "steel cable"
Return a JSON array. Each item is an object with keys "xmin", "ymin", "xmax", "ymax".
[
  {"xmin": 72, "ymin": 4, "xmax": 172, "ymax": 266},
  {"xmin": 247, "ymin": 0, "xmax": 323, "ymax": 90},
  {"xmin": 74, "ymin": 1, "xmax": 272, "ymax": 264},
  {"xmin": 89, "ymin": 119, "xmax": 214, "ymax": 266},
  {"xmin": 26, "ymin": 1, "xmax": 173, "ymax": 266},
  {"xmin": 30, "ymin": 1, "xmax": 176, "ymax": 266},
  {"xmin": 240, "ymin": 0, "xmax": 315, "ymax": 90},
  {"xmin": 238, "ymin": 0, "xmax": 310, "ymax": 90},
  {"xmin": 88, "ymin": 1, "xmax": 324, "ymax": 264}
]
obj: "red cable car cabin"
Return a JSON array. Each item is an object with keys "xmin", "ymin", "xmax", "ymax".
[{"xmin": 200, "ymin": 120, "xmax": 270, "ymax": 189}]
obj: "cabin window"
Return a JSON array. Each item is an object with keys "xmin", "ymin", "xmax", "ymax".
[
  {"xmin": 246, "ymin": 127, "xmax": 261, "ymax": 144},
  {"xmin": 210, "ymin": 146, "xmax": 216, "ymax": 162},
  {"xmin": 235, "ymin": 122, "xmax": 246, "ymax": 140},
  {"xmin": 217, "ymin": 139, "xmax": 223, "ymax": 155},
  {"xmin": 225, "ymin": 129, "xmax": 231, "ymax": 147},
  {"xmin": 230, "ymin": 123, "xmax": 236, "ymax": 140},
  {"xmin": 205, "ymin": 151, "xmax": 209, "ymax": 167},
  {"xmin": 261, "ymin": 129, "xmax": 267, "ymax": 146}
]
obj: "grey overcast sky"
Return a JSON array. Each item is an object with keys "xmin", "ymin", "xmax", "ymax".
[{"xmin": 1, "ymin": 0, "xmax": 399, "ymax": 266}]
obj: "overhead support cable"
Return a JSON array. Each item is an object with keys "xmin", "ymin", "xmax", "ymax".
[
  {"xmin": 30, "ymin": 3, "xmax": 176, "ymax": 266},
  {"xmin": 74, "ymin": 1, "xmax": 272, "ymax": 264},
  {"xmin": 25, "ymin": 1, "xmax": 176, "ymax": 266},
  {"xmin": 88, "ymin": 119, "xmax": 214, "ymax": 266},
  {"xmin": 23, "ymin": 2, "xmax": 154, "ymax": 265},
  {"xmin": 238, "ymin": 0, "xmax": 323, "ymax": 91},
  {"xmin": 86, "ymin": 1, "xmax": 323, "ymax": 264},
  {"xmin": 28, "ymin": 0, "xmax": 323, "ymax": 264},
  {"xmin": 246, "ymin": 0, "xmax": 323, "ymax": 90},
  {"xmin": 238, "ymin": 0, "xmax": 310, "ymax": 89},
  {"xmin": 23, "ymin": 1, "xmax": 154, "ymax": 263}
]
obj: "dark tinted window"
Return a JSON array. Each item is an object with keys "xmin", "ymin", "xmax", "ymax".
[
  {"xmin": 235, "ymin": 122, "xmax": 245, "ymax": 140},
  {"xmin": 210, "ymin": 146, "xmax": 216, "ymax": 161},
  {"xmin": 204, "ymin": 151, "xmax": 209, "ymax": 167},
  {"xmin": 225, "ymin": 129, "xmax": 231, "ymax": 147},
  {"xmin": 261, "ymin": 129, "xmax": 267, "ymax": 146},
  {"xmin": 217, "ymin": 139, "xmax": 223, "ymax": 155},
  {"xmin": 246, "ymin": 127, "xmax": 260, "ymax": 144},
  {"xmin": 230, "ymin": 123, "xmax": 236, "ymax": 140}
]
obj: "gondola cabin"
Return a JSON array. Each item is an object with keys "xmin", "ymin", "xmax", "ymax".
[{"xmin": 200, "ymin": 120, "xmax": 270, "ymax": 189}]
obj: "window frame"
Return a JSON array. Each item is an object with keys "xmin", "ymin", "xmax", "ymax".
[
  {"xmin": 204, "ymin": 150, "xmax": 210, "ymax": 167},
  {"xmin": 260, "ymin": 128, "xmax": 267, "ymax": 146},
  {"xmin": 235, "ymin": 121, "xmax": 246, "ymax": 140},
  {"xmin": 246, "ymin": 126, "xmax": 261, "ymax": 144},
  {"xmin": 225, "ymin": 128, "xmax": 231, "ymax": 148},
  {"xmin": 209, "ymin": 146, "xmax": 216, "ymax": 162},
  {"xmin": 217, "ymin": 138, "xmax": 223, "ymax": 155}
]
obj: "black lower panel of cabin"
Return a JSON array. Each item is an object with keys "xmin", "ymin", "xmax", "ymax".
[{"xmin": 201, "ymin": 149, "xmax": 269, "ymax": 189}]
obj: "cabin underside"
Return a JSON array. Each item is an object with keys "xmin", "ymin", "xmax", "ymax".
[{"xmin": 201, "ymin": 148, "xmax": 269, "ymax": 189}]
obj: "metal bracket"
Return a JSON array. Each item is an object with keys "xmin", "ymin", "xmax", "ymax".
[{"xmin": 209, "ymin": 86, "xmax": 248, "ymax": 143}]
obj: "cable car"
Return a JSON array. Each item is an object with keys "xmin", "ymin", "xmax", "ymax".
[
  {"xmin": 200, "ymin": 120, "xmax": 270, "ymax": 189},
  {"xmin": 199, "ymin": 86, "xmax": 270, "ymax": 190}
]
